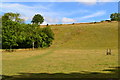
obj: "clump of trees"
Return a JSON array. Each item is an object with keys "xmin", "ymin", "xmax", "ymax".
[
  {"xmin": 100, "ymin": 13, "xmax": 120, "ymax": 22},
  {"xmin": 110, "ymin": 13, "xmax": 120, "ymax": 21},
  {"xmin": 2, "ymin": 13, "xmax": 54, "ymax": 51}
]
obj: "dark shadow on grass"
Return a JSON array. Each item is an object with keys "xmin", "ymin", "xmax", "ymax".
[{"xmin": 1, "ymin": 67, "xmax": 120, "ymax": 80}]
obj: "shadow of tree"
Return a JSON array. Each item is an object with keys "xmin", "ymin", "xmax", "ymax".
[{"xmin": 2, "ymin": 67, "xmax": 120, "ymax": 80}]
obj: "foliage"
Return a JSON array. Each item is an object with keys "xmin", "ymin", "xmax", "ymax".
[
  {"xmin": 2, "ymin": 12, "xmax": 24, "ymax": 23},
  {"xmin": 41, "ymin": 26, "xmax": 54, "ymax": 47},
  {"xmin": 31, "ymin": 14, "xmax": 44, "ymax": 25},
  {"xmin": 110, "ymin": 13, "xmax": 120, "ymax": 21},
  {"xmin": 2, "ymin": 13, "xmax": 54, "ymax": 50},
  {"xmin": 2, "ymin": 20, "xmax": 20, "ymax": 49}
]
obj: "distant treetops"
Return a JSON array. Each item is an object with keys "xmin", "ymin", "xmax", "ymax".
[
  {"xmin": 101, "ymin": 13, "xmax": 120, "ymax": 22},
  {"xmin": 2, "ymin": 12, "xmax": 24, "ymax": 23},
  {"xmin": 110, "ymin": 13, "xmax": 120, "ymax": 21},
  {"xmin": 31, "ymin": 14, "xmax": 44, "ymax": 25},
  {"xmin": 1, "ymin": 12, "xmax": 54, "ymax": 51}
]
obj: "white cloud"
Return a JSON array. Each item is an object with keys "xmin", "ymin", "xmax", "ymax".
[
  {"xmin": 2, "ymin": 0, "xmax": 119, "ymax": 2},
  {"xmin": 20, "ymin": 16, "xmax": 30, "ymax": 21},
  {"xmin": 1, "ymin": 3, "xmax": 82, "ymax": 24},
  {"xmin": 41, "ymin": 21, "xmax": 48, "ymax": 25},
  {"xmin": 44, "ymin": 17, "xmax": 76, "ymax": 24},
  {"xmin": 1, "ymin": 3, "xmax": 61, "ymax": 24},
  {"xmin": 62, "ymin": 17, "xmax": 76, "ymax": 23},
  {"xmin": 67, "ymin": 0, "xmax": 119, "ymax": 2},
  {"xmin": 1, "ymin": 3, "xmax": 49, "ymax": 16},
  {"xmin": 0, "ymin": 2, "xmax": 111, "ymax": 24},
  {"xmin": 97, "ymin": 0, "xmax": 119, "ymax": 2},
  {"xmin": 75, "ymin": 0, "xmax": 96, "ymax": 2},
  {"xmin": 79, "ymin": 11, "xmax": 106, "ymax": 20},
  {"xmin": 45, "ymin": 17, "xmax": 60, "ymax": 23}
]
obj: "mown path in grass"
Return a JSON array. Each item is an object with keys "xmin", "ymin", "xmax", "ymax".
[
  {"xmin": 2, "ymin": 49, "xmax": 55, "ymax": 75},
  {"xmin": 2, "ymin": 48, "xmax": 118, "ymax": 78}
]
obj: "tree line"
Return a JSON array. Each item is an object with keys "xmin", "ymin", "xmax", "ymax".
[{"xmin": 1, "ymin": 12, "xmax": 54, "ymax": 51}]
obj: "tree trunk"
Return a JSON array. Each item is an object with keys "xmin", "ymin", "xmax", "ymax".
[
  {"xmin": 32, "ymin": 41, "xmax": 35, "ymax": 50},
  {"xmin": 10, "ymin": 45, "xmax": 12, "ymax": 52}
]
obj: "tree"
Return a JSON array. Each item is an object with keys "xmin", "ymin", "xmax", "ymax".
[
  {"xmin": 25, "ymin": 24, "xmax": 39, "ymax": 50},
  {"xmin": 41, "ymin": 26, "xmax": 54, "ymax": 47},
  {"xmin": 2, "ymin": 20, "xmax": 20, "ymax": 51},
  {"xmin": 0, "ymin": 18, "xmax": 2, "ymax": 49},
  {"xmin": 31, "ymin": 14, "xmax": 44, "ymax": 25},
  {"xmin": 110, "ymin": 13, "xmax": 120, "ymax": 21},
  {"xmin": 2, "ymin": 12, "xmax": 24, "ymax": 23}
]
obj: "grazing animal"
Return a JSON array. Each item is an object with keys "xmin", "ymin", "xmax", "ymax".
[{"xmin": 106, "ymin": 48, "xmax": 111, "ymax": 55}]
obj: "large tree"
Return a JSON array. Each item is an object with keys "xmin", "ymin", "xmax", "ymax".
[
  {"xmin": 31, "ymin": 14, "xmax": 44, "ymax": 25},
  {"xmin": 2, "ymin": 20, "xmax": 20, "ymax": 50},
  {"xmin": 25, "ymin": 24, "xmax": 39, "ymax": 50},
  {"xmin": 110, "ymin": 13, "xmax": 120, "ymax": 21}
]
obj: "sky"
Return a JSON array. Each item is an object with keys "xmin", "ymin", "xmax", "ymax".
[{"xmin": 0, "ymin": 1, "xmax": 119, "ymax": 25}]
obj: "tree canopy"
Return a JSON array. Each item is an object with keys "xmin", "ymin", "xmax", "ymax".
[
  {"xmin": 31, "ymin": 14, "xmax": 44, "ymax": 25},
  {"xmin": 110, "ymin": 13, "xmax": 120, "ymax": 21},
  {"xmin": 2, "ymin": 12, "xmax": 24, "ymax": 23},
  {"xmin": 2, "ymin": 13, "xmax": 54, "ymax": 51}
]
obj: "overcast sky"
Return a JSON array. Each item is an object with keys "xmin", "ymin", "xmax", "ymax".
[{"xmin": 0, "ymin": 0, "xmax": 118, "ymax": 24}]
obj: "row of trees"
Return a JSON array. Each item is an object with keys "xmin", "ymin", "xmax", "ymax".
[{"xmin": 2, "ymin": 13, "xmax": 54, "ymax": 51}]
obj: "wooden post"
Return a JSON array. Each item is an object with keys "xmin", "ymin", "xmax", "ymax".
[
  {"xmin": 32, "ymin": 41, "xmax": 34, "ymax": 50},
  {"xmin": 10, "ymin": 45, "xmax": 12, "ymax": 52}
]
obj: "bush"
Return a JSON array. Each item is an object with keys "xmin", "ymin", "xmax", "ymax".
[{"xmin": 41, "ymin": 26, "xmax": 54, "ymax": 47}]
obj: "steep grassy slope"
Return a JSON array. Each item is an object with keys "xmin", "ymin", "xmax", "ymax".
[{"xmin": 51, "ymin": 22, "xmax": 118, "ymax": 49}]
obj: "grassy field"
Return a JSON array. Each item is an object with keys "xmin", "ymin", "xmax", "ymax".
[{"xmin": 2, "ymin": 22, "xmax": 119, "ymax": 79}]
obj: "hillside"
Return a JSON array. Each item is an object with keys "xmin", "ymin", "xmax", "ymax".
[
  {"xmin": 2, "ymin": 22, "xmax": 118, "ymax": 78},
  {"xmin": 49, "ymin": 22, "xmax": 118, "ymax": 50}
]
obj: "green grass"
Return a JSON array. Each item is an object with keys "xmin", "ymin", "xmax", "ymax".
[
  {"xmin": 2, "ymin": 22, "xmax": 119, "ymax": 79},
  {"xmin": 51, "ymin": 22, "xmax": 118, "ymax": 49}
]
